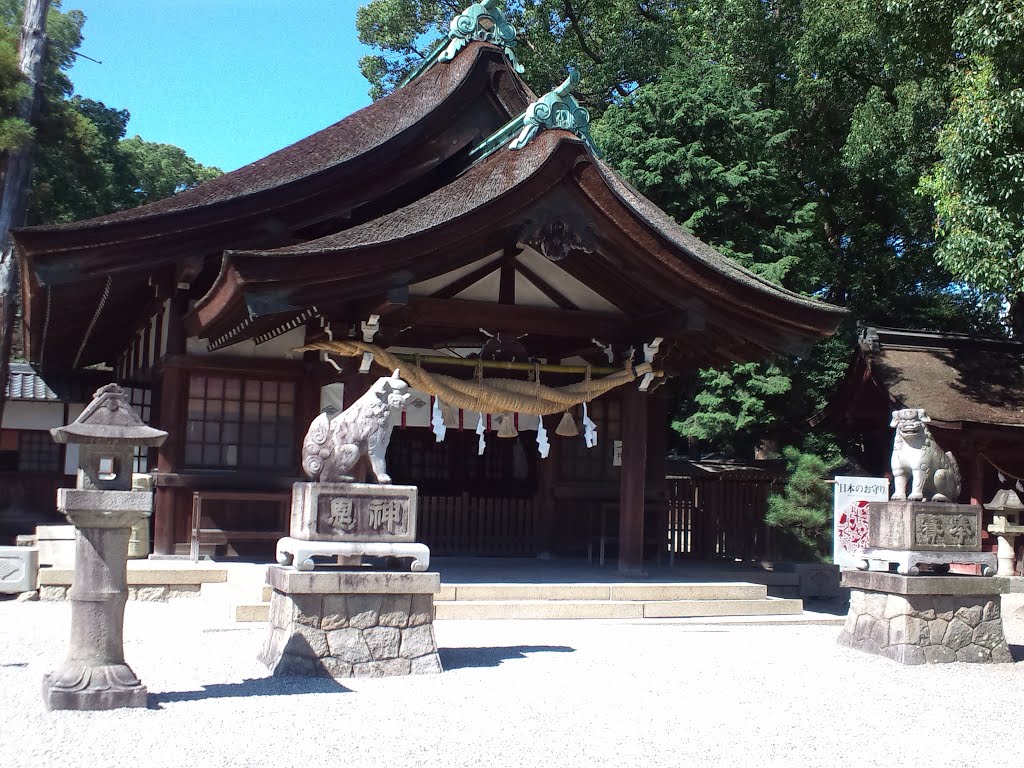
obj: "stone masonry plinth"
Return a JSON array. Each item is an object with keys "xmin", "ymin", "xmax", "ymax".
[
  {"xmin": 259, "ymin": 567, "xmax": 443, "ymax": 678},
  {"xmin": 838, "ymin": 571, "xmax": 1011, "ymax": 665}
]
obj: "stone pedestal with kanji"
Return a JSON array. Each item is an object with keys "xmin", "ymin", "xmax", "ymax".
[{"xmin": 276, "ymin": 482, "xmax": 429, "ymax": 571}]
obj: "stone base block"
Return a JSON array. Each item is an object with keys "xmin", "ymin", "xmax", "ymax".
[
  {"xmin": 774, "ymin": 562, "xmax": 841, "ymax": 599},
  {"xmin": 0, "ymin": 545, "xmax": 38, "ymax": 594},
  {"xmin": 838, "ymin": 571, "xmax": 1011, "ymax": 664},
  {"xmin": 276, "ymin": 537, "xmax": 429, "ymax": 572},
  {"xmin": 42, "ymin": 664, "xmax": 148, "ymax": 710},
  {"xmin": 259, "ymin": 566, "xmax": 443, "ymax": 679},
  {"xmin": 36, "ymin": 525, "xmax": 76, "ymax": 568}
]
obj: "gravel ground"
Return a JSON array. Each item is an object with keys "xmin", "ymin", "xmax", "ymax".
[{"xmin": 3, "ymin": 595, "xmax": 1024, "ymax": 768}]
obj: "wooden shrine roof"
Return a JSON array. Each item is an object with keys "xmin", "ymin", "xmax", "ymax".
[
  {"xmin": 188, "ymin": 129, "xmax": 845, "ymax": 364},
  {"xmin": 16, "ymin": 43, "xmax": 528, "ymax": 249}
]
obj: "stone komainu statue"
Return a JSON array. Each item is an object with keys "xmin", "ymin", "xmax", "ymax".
[
  {"xmin": 890, "ymin": 408, "xmax": 961, "ymax": 502},
  {"xmin": 302, "ymin": 371, "xmax": 410, "ymax": 484}
]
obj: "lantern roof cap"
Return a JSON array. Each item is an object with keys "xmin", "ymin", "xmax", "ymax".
[
  {"xmin": 984, "ymin": 488, "xmax": 1024, "ymax": 512},
  {"xmin": 51, "ymin": 384, "xmax": 167, "ymax": 446}
]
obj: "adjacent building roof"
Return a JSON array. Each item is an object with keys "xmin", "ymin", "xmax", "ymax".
[
  {"xmin": 865, "ymin": 327, "xmax": 1024, "ymax": 427},
  {"xmin": 4, "ymin": 363, "xmax": 109, "ymax": 403},
  {"xmin": 818, "ymin": 326, "xmax": 1024, "ymax": 430}
]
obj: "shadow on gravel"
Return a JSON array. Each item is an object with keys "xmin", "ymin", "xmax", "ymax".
[
  {"xmin": 440, "ymin": 645, "xmax": 575, "ymax": 670},
  {"xmin": 1009, "ymin": 645, "xmax": 1024, "ymax": 663},
  {"xmin": 150, "ymin": 676, "xmax": 349, "ymax": 707}
]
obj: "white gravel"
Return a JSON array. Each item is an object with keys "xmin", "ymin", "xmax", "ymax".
[{"xmin": 3, "ymin": 595, "xmax": 1024, "ymax": 768}]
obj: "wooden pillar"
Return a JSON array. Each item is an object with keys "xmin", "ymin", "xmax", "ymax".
[
  {"xmin": 535, "ymin": 415, "xmax": 555, "ymax": 556},
  {"xmin": 618, "ymin": 385, "xmax": 648, "ymax": 574},
  {"xmin": 153, "ymin": 359, "xmax": 184, "ymax": 555}
]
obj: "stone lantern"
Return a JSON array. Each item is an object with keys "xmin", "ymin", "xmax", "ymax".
[
  {"xmin": 985, "ymin": 488, "xmax": 1024, "ymax": 577},
  {"xmin": 42, "ymin": 384, "xmax": 166, "ymax": 711}
]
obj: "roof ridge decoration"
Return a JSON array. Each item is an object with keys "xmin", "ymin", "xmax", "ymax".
[
  {"xmin": 470, "ymin": 69, "xmax": 601, "ymax": 162},
  {"xmin": 402, "ymin": 0, "xmax": 524, "ymax": 86}
]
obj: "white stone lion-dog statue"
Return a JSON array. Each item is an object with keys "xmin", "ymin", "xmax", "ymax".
[
  {"xmin": 889, "ymin": 408, "xmax": 961, "ymax": 502},
  {"xmin": 301, "ymin": 370, "xmax": 410, "ymax": 484}
]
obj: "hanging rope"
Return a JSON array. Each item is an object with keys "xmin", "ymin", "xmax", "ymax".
[
  {"xmin": 300, "ymin": 340, "xmax": 652, "ymax": 417},
  {"xmin": 980, "ymin": 452, "xmax": 1024, "ymax": 483}
]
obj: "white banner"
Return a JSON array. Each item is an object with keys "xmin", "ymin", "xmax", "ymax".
[{"xmin": 833, "ymin": 476, "xmax": 889, "ymax": 569}]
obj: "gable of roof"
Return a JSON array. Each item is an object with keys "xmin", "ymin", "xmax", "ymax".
[{"xmin": 188, "ymin": 129, "xmax": 844, "ymax": 361}]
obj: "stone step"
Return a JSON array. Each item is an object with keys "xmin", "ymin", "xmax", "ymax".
[
  {"xmin": 433, "ymin": 597, "xmax": 803, "ymax": 621},
  {"xmin": 439, "ymin": 582, "xmax": 768, "ymax": 602},
  {"xmin": 228, "ymin": 580, "xmax": 791, "ymax": 622},
  {"xmin": 234, "ymin": 601, "xmax": 271, "ymax": 622},
  {"xmin": 38, "ymin": 562, "xmax": 229, "ymax": 601}
]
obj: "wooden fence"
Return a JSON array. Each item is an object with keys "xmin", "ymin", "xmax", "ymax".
[
  {"xmin": 418, "ymin": 495, "xmax": 536, "ymax": 556},
  {"xmin": 664, "ymin": 469, "xmax": 784, "ymax": 562}
]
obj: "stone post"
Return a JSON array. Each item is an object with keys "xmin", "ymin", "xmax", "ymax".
[{"xmin": 42, "ymin": 384, "xmax": 166, "ymax": 711}]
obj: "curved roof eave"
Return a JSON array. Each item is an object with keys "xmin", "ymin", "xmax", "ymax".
[{"xmin": 13, "ymin": 42, "xmax": 531, "ymax": 258}]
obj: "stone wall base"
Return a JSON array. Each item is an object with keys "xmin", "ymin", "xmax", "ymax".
[
  {"xmin": 258, "ymin": 567, "xmax": 443, "ymax": 679},
  {"xmin": 38, "ymin": 584, "xmax": 202, "ymax": 602},
  {"xmin": 838, "ymin": 575, "xmax": 1011, "ymax": 664}
]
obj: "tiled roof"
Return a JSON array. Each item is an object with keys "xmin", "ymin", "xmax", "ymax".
[
  {"xmin": 3, "ymin": 363, "xmax": 110, "ymax": 403},
  {"xmin": 5, "ymin": 363, "xmax": 60, "ymax": 401}
]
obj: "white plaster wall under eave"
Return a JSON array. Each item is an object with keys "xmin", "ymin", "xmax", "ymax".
[
  {"xmin": 1, "ymin": 401, "xmax": 64, "ymax": 430},
  {"xmin": 185, "ymin": 326, "xmax": 307, "ymax": 359}
]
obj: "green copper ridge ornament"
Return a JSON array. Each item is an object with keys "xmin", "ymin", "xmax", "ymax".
[
  {"xmin": 402, "ymin": 0, "xmax": 523, "ymax": 86},
  {"xmin": 470, "ymin": 69, "xmax": 602, "ymax": 161}
]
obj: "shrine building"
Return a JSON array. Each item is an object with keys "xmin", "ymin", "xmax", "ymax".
[{"xmin": 13, "ymin": 5, "xmax": 845, "ymax": 572}]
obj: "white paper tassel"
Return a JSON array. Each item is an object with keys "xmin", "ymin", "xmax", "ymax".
[
  {"xmin": 476, "ymin": 411, "xmax": 486, "ymax": 455},
  {"xmin": 582, "ymin": 401, "xmax": 598, "ymax": 448},
  {"xmin": 536, "ymin": 417, "xmax": 550, "ymax": 459},
  {"xmin": 431, "ymin": 397, "xmax": 447, "ymax": 443}
]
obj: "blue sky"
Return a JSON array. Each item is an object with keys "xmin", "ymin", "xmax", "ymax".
[{"xmin": 65, "ymin": 1, "xmax": 375, "ymax": 171}]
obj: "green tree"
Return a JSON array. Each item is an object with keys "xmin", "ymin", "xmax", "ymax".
[
  {"xmin": 886, "ymin": 0, "xmax": 1024, "ymax": 333},
  {"xmin": 119, "ymin": 136, "xmax": 221, "ymax": 207},
  {"xmin": 0, "ymin": 13, "xmax": 32, "ymax": 155},
  {"xmin": 0, "ymin": 3, "xmax": 222, "ymax": 226},
  {"xmin": 356, "ymin": 0, "xmax": 680, "ymax": 107},
  {"xmin": 766, "ymin": 446, "xmax": 841, "ymax": 560}
]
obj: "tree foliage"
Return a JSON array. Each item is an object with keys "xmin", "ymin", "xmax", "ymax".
[
  {"xmin": 766, "ymin": 446, "xmax": 841, "ymax": 560},
  {"xmin": 356, "ymin": 0, "xmax": 680, "ymax": 107},
  {"xmin": 1, "ymin": 0, "xmax": 221, "ymax": 227},
  {"xmin": 887, "ymin": 0, "xmax": 1024, "ymax": 330}
]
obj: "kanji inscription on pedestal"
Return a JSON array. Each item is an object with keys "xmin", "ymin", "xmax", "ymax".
[
  {"xmin": 315, "ymin": 494, "xmax": 410, "ymax": 539},
  {"xmin": 914, "ymin": 512, "xmax": 978, "ymax": 548}
]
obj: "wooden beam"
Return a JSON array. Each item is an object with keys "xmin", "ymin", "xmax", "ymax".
[
  {"xmin": 499, "ymin": 259, "xmax": 515, "ymax": 305},
  {"xmin": 431, "ymin": 254, "xmax": 505, "ymax": 300},
  {"xmin": 513, "ymin": 260, "xmax": 579, "ymax": 310},
  {"xmin": 353, "ymin": 287, "xmax": 409, "ymax": 318},
  {"xmin": 406, "ymin": 297, "xmax": 630, "ymax": 340}
]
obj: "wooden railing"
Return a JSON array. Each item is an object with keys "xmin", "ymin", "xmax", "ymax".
[{"xmin": 418, "ymin": 495, "xmax": 536, "ymax": 556}]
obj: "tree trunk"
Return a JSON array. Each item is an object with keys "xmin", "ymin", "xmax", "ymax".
[{"xmin": 0, "ymin": 0, "xmax": 50, "ymax": 426}]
